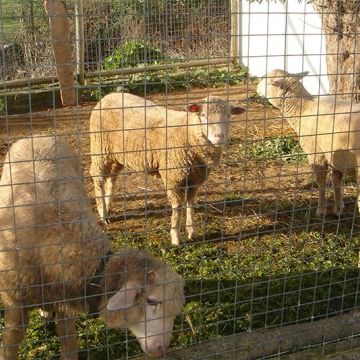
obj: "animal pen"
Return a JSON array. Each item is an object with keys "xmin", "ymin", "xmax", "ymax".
[{"xmin": 1, "ymin": 0, "xmax": 360, "ymax": 359}]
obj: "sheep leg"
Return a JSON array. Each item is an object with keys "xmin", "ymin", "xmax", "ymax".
[
  {"xmin": 355, "ymin": 166, "xmax": 360, "ymax": 214},
  {"xmin": 168, "ymin": 194, "xmax": 182, "ymax": 246},
  {"xmin": 91, "ymin": 158, "xmax": 120, "ymax": 224},
  {"xmin": 93, "ymin": 175, "xmax": 109, "ymax": 224},
  {"xmin": 104, "ymin": 162, "xmax": 123, "ymax": 216},
  {"xmin": 331, "ymin": 169, "xmax": 344, "ymax": 216},
  {"xmin": 90, "ymin": 157, "xmax": 108, "ymax": 223},
  {"xmin": 56, "ymin": 312, "xmax": 78, "ymax": 360},
  {"xmin": 186, "ymin": 199, "xmax": 197, "ymax": 240},
  {"xmin": 0, "ymin": 306, "xmax": 28, "ymax": 360},
  {"xmin": 312, "ymin": 163, "xmax": 328, "ymax": 217}
]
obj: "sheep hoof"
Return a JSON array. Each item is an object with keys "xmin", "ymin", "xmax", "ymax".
[
  {"xmin": 186, "ymin": 227, "xmax": 197, "ymax": 240},
  {"xmin": 101, "ymin": 217, "xmax": 111, "ymax": 225},
  {"xmin": 170, "ymin": 229, "xmax": 181, "ymax": 246},
  {"xmin": 333, "ymin": 203, "xmax": 344, "ymax": 217},
  {"xmin": 315, "ymin": 208, "xmax": 326, "ymax": 217},
  {"xmin": 38, "ymin": 309, "xmax": 55, "ymax": 319}
]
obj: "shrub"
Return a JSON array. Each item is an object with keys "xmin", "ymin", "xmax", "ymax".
[{"xmin": 103, "ymin": 40, "xmax": 168, "ymax": 69}]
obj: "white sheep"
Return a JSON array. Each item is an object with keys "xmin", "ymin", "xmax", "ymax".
[
  {"xmin": 89, "ymin": 92, "xmax": 245, "ymax": 245},
  {"xmin": 0, "ymin": 135, "xmax": 184, "ymax": 359},
  {"xmin": 257, "ymin": 69, "xmax": 360, "ymax": 217}
]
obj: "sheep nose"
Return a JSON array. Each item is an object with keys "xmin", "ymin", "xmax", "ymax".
[
  {"xmin": 148, "ymin": 343, "xmax": 167, "ymax": 358},
  {"xmin": 214, "ymin": 133, "xmax": 225, "ymax": 140},
  {"xmin": 158, "ymin": 344, "xmax": 165, "ymax": 356},
  {"xmin": 148, "ymin": 346, "xmax": 165, "ymax": 358}
]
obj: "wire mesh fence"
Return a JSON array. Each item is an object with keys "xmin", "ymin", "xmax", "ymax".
[
  {"xmin": 0, "ymin": 0, "xmax": 230, "ymax": 81},
  {"xmin": 1, "ymin": 0, "xmax": 360, "ymax": 359}
]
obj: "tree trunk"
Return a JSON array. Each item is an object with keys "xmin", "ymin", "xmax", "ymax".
[
  {"xmin": 312, "ymin": 0, "xmax": 360, "ymax": 101},
  {"xmin": 44, "ymin": 0, "xmax": 76, "ymax": 106}
]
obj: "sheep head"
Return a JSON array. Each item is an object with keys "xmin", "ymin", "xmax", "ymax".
[
  {"xmin": 186, "ymin": 96, "xmax": 246, "ymax": 146},
  {"xmin": 257, "ymin": 69, "xmax": 309, "ymax": 109},
  {"xmin": 100, "ymin": 260, "xmax": 184, "ymax": 358}
]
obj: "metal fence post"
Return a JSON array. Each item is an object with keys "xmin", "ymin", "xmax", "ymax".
[
  {"xmin": 74, "ymin": 0, "xmax": 85, "ymax": 85},
  {"xmin": 231, "ymin": 0, "xmax": 240, "ymax": 64}
]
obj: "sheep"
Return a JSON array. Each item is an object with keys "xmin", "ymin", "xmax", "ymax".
[
  {"xmin": 0, "ymin": 135, "xmax": 184, "ymax": 360},
  {"xmin": 257, "ymin": 69, "xmax": 360, "ymax": 217},
  {"xmin": 89, "ymin": 92, "xmax": 246, "ymax": 245}
]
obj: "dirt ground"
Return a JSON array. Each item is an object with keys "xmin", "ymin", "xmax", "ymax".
[
  {"xmin": 3, "ymin": 82, "xmax": 360, "ymax": 360},
  {"xmin": 0, "ymin": 83, "xmax": 354, "ymax": 248}
]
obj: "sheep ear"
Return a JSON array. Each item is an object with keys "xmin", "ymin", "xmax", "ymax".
[
  {"xmin": 293, "ymin": 71, "xmax": 309, "ymax": 79},
  {"xmin": 107, "ymin": 282, "xmax": 140, "ymax": 311},
  {"xmin": 273, "ymin": 78, "xmax": 288, "ymax": 91},
  {"xmin": 230, "ymin": 106, "xmax": 246, "ymax": 115},
  {"xmin": 186, "ymin": 103, "xmax": 202, "ymax": 113},
  {"xmin": 147, "ymin": 269, "xmax": 157, "ymax": 284}
]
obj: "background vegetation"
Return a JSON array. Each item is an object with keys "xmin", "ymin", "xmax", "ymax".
[{"xmin": 0, "ymin": 0, "xmax": 230, "ymax": 80}]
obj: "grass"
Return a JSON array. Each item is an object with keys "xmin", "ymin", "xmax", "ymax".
[
  {"xmin": 1, "ymin": 79, "xmax": 360, "ymax": 358},
  {"xmin": 86, "ymin": 39, "xmax": 249, "ymax": 100},
  {"xmin": 6, "ymin": 222, "xmax": 359, "ymax": 359},
  {"xmin": 0, "ymin": 1, "xmax": 46, "ymax": 42},
  {"xmin": 0, "ymin": 0, "xmax": 20, "ymax": 41},
  {"xmin": 89, "ymin": 65, "xmax": 249, "ymax": 100}
]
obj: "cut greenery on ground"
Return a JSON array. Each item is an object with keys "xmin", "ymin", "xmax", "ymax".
[
  {"xmin": 89, "ymin": 65, "xmax": 249, "ymax": 100},
  {"xmin": 5, "ymin": 225, "xmax": 359, "ymax": 360},
  {"xmin": 240, "ymin": 136, "xmax": 307, "ymax": 164}
]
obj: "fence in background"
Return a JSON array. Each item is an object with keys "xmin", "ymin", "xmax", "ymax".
[{"xmin": 1, "ymin": 0, "xmax": 233, "ymax": 88}]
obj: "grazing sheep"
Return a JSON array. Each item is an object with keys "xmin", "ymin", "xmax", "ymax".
[
  {"xmin": 0, "ymin": 135, "xmax": 184, "ymax": 360},
  {"xmin": 89, "ymin": 93, "xmax": 245, "ymax": 245},
  {"xmin": 257, "ymin": 69, "xmax": 360, "ymax": 217}
]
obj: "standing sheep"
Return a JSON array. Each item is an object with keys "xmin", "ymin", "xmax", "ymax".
[
  {"xmin": 257, "ymin": 69, "xmax": 360, "ymax": 217},
  {"xmin": 89, "ymin": 93, "xmax": 245, "ymax": 245},
  {"xmin": 0, "ymin": 135, "xmax": 184, "ymax": 360}
]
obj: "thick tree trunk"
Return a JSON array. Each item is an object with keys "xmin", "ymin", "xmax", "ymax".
[
  {"xmin": 44, "ymin": 0, "xmax": 76, "ymax": 106},
  {"xmin": 312, "ymin": 0, "xmax": 360, "ymax": 101}
]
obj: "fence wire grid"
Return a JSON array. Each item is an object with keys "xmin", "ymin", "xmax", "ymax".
[{"xmin": 1, "ymin": 0, "xmax": 360, "ymax": 359}]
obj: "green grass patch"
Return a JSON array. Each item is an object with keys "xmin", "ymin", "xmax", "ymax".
[
  {"xmin": 89, "ymin": 65, "xmax": 248, "ymax": 100},
  {"xmin": 1, "ymin": 227, "xmax": 359, "ymax": 359},
  {"xmin": 0, "ymin": 1, "xmax": 47, "ymax": 42},
  {"xmin": 240, "ymin": 136, "xmax": 307, "ymax": 164},
  {"xmin": 88, "ymin": 39, "xmax": 248, "ymax": 100},
  {"xmin": 1, "ymin": 1, "xmax": 21, "ymax": 41}
]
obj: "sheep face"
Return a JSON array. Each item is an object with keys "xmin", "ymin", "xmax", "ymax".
[
  {"xmin": 186, "ymin": 97, "xmax": 246, "ymax": 146},
  {"xmin": 101, "ymin": 267, "xmax": 184, "ymax": 358},
  {"xmin": 257, "ymin": 69, "xmax": 309, "ymax": 108}
]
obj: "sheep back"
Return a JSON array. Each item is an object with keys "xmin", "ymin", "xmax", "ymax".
[
  {"xmin": 0, "ymin": 135, "xmax": 109, "ymax": 314},
  {"xmin": 90, "ymin": 92, "xmax": 223, "ymax": 191}
]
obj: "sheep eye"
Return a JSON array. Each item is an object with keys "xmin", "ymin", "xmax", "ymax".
[{"xmin": 146, "ymin": 298, "xmax": 161, "ymax": 306}]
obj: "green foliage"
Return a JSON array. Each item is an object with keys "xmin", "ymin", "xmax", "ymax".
[
  {"xmin": 2, "ymin": 225, "xmax": 359, "ymax": 359},
  {"xmin": 77, "ymin": 316, "xmax": 139, "ymax": 359},
  {"xmin": 103, "ymin": 40, "xmax": 168, "ymax": 70},
  {"xmin": 125, "ymin": 66, "xmax": 247, "ymax": 93},
  {"xmin": 109, "ymin": 228, "xmax": 360, "ymax": 349},
  {"xmin": 18, "ymin": 311, "xmax": 59, "ymax": 359},
  {"xmin": 1, "ymin": 0, "xmax": 48, "ymax": 42},
  {"xmin": 241, "ymin": 135, "xmax": 307, "ymax": 164},
  {"xmin": 0, "ymin": 98, "xmax": 5, "ymax": 116},
  {"xmin": 89, "ymin": 66, "xmax": 248, "ymax": 101},
  {"xmin": 247, "ymin": 93, "xmax": 274, "ymax": 107}
]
